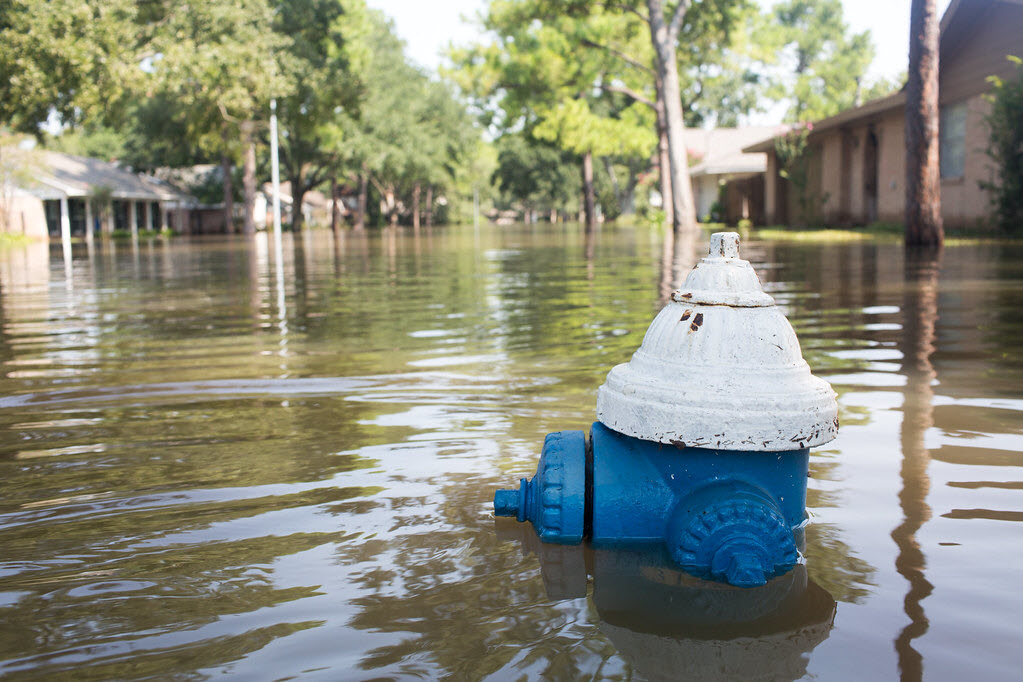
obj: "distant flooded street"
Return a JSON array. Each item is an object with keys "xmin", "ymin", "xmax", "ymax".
[{"xmin": 1, "ymin": 226, "xmax": 1021, "ymax": 680}]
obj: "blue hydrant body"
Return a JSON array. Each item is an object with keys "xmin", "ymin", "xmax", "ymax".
[
  {"xmin": 495, "ymin": 423, "xmax": 807, "ymax": 587},
  {"xmin": 494, "ymin": 232, "xmax": 838, "ymax": 588}
]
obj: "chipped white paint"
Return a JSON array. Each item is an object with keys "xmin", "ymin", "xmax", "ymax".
[{"xmin": 596, "ymin": 232, "xmax": 838, "ymax": 452}]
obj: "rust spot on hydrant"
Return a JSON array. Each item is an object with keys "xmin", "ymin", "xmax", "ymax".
[
  {"xmin": 680, "ymin": 310, "xmax": 692, "ymax": 322},
  {"xmin": 689, "ymin": 312, "xmax": 704, "ymax": 332}
]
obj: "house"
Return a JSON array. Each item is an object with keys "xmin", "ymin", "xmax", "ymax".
[
  {"xmin": 744, "ymin": 0, "xmax": 1023, "ymax": 229},
  {"xmin": 686, "ymin": 126, "xmax": 788, "ymax": 225},
  {"xmin": 1, "ymin": 149, "xmax": 194, "ymax": 239}
]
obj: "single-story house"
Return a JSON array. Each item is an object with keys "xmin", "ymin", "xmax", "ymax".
[
  {"xmin": 1, "ymin": 149, "xmax": 194, "ymax": 240},
  {"xmin": 687, "ymin": 126, "xmax": 788, "ymax": 225},
  {"xmin": 744, "ymin": 0, "xmax": 1023, "ymax": 230}
]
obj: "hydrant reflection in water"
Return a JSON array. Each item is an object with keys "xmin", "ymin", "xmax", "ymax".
[
  {"xmin": 494, "ymin": 232, "xmax": 838, "ymax": 587},
  {"xmin": 496, "ymin": 522, "xmax": 837, "ymax": 682}
]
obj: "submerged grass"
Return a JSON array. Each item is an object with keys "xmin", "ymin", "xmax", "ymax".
[{"xmin": 745, "ymin": 223, "xmax": 1022, "ymax": 245}]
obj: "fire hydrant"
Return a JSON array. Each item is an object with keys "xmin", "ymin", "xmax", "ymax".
[{"xmin": 494, "ymin": 232, "xmax": 838, "ymax": 587}]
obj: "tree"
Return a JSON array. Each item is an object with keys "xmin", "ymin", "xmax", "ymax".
[
  {"xmin": 983, "ymin": 57, "xmax": 1023, "ymax": 233},
  {"xmin": 769, "ymin": 0, "xmax": 875, "ymax": 121},
  {"xmin": 0, "ymin": 0, "xmax": 139, "ymax": 134},
  {"xmin": 274, "ymin": 0, "xmax": 368, "ymax": 231},
  {"xmin": 451, "ymin": 2, "xmax": 657, "ymax": 229},
  {"xmin": 492, "ymin": 132, "xmax": 581, "ymax": 221},
  {"xmin": 144, "ymin": 0, "xmax": 291, "ymax": 234},
  {"xmin": 904, "ymin": 0, "xmax": 943, "ymax": 246},
  {"xmin": 637, "ymin": 0, "xmax": 699, "ymax": 234},
  {"xmin": 342, "ymin": 11, "xmax": 477, "ymax": 228},
  {"xmin": 563, "ymin": 1, "xmax": 758, "ymax": 226}
]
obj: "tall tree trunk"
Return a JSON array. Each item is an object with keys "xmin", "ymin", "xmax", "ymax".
[
  {"xmin": 331, "ymin": 176, "xmax": 341, "ymax": 235},
  {"xmin": 355, "ymin": 167, "xmax": 368, "ymax": 230},
  {"xmin": 240, "ymin": 121, "xmax": 257, "ymax": 235},
  {"xmin": 425, "ymin": 186, "xmax": 434, "ymax": 227},
  {"xmin": 647, "ymin": 0, "xmax": 696, "ymax": 235},
  {"xmin": 654, "ymin": 74, "xmax": 674, "ymax": 225},
  {"xmin": 290, "ymin": 173, "xmax": 306, "ymax": 232},
  {"xmin": 623, "ymin": 167, "xmax": 638, "ymax": 216},
  {"xmin": 412, "ymin": 183, "xmax": 421, "ymax": 230},
  {"xmin": 603, "ymin": 157, "xmax": 624, "ymax": 214},
  {"xmin": 220, "ymin": 125, "xmax": 234, "ymax": 234},
  {"xmin": 581, "ymin": 151, "xmax": 596, "ymax": 231},
  {"xmin": 905, "ymin": 0, "xmax": 943, "ymax": 247},
  {"xmin": 385, "ymin": 187, "xmax": 398, "ymax": 227}
]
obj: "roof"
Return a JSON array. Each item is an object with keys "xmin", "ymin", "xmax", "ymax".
[
  {"xmin": 35, "ymin": 151, "xmax": 187, "ymax": 200},
  {"xmin": 743, "ymin": 92, "xmax": 905, "ymax": 153},
  {"xmin": 687, "ymin": 126, "xmax": 790, "ymax": 176},
  {"xmin": 743, "ymin": 0, "xmax": 1023, "ymax": 154}
]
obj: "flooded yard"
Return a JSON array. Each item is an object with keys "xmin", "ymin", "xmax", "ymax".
[{"xmin": 1, "ymin": 225, "xmax": 1021, "ymax": 680}]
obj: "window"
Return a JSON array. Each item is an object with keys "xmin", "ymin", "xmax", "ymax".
[{"xmin": 940, "ymin": 101, "xmax": 967, "ymax": 179}]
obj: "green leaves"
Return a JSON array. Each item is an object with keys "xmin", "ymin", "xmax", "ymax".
[
  {"xmin": 769, "ymin": 0, "xmax": 875, "ymax": 122},
  {"xmin": 0, "ymin": 0, "xmax": 140, "ymax": 133},
  {"xmin": 983, "ymin": 56, "xmax": 1023, "ymax": 232}
]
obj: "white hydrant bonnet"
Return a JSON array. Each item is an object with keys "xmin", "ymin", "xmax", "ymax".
[{"xmin": 596, "ymin": 232, "xmax": 838, "ymax": 452}]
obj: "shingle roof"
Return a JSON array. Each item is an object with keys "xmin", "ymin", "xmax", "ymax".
[
  {"xmin": 687, "ymin": 126, "xmax": 789, "ymax": 177},
  {"xmin": 32, "ymin": 151, "xmax": 185, "ymax": 201}
]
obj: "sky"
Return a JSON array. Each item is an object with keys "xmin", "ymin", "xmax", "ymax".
[{"xmin": 366, "ymin": 0, "xmax": 954, "ymax": 83}]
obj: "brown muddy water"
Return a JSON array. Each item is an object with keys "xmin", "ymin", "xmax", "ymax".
[{"xmin": 0, "ymin": 226, "xmax": 1021, "ymax": 680}]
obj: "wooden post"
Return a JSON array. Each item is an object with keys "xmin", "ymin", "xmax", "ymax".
[
  {"xmin": 106, "ymin": 200, "xmax": 115, "ymax": 235},
  {"xmin": 145, "ymin": 201, "xmax": 153, "ymax": 233},
  {"xmin": 412, "ymin": 183, "xmax": 421, "ymax": 230},
  {"xmin": 425, "ymin": 186, "xmax": 434, "ymax": 227}
]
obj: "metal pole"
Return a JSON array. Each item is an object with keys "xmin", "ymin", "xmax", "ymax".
[
  {"xmin": 270, "ymin": 99, "xmax": 287, "ymax": 328},
  {"xmin": 129, "ymin": 199, "xmax": 138, "ymax": 240},
  {"xmin": 270, "ymin": 99, "xmax": 284, "ymax": 249},
  {"xmin": 84, "ymin": 198, "xmax": 94, "ymax": 244},
  {"xmin": 59, "ymin": 194, "xmax": 72, "ymax": 288}
]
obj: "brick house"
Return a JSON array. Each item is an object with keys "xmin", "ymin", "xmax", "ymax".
[{"xmin": 744, "ymin": 0, "xmax": 1023, "ymax": 230}]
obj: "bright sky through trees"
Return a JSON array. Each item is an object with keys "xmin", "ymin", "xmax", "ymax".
[{"xmin": 369, "ymin": 0, "xmax": 953, "ymax": 85}]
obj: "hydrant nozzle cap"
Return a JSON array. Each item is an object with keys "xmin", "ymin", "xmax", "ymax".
[{"xmin": 596, "ymin": 231, "xmax": 838, "ymax": 452}]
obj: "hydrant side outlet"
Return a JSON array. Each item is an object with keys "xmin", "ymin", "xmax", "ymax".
[{"xmin": 493, "ymin": 430, "xmax": 586, "ymax": 544}]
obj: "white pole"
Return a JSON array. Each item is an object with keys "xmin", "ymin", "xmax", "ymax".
[
  {"xmin": 270, "ymin": 99, "xmax": 283, "ymax": 248},
  {"xmin": 129, "ymin": 199, "xmax": 138, "ymax": 239},
  {"xmin": 84, "ymin": 198, "xmax": 94, "ymax": 243},
  {"xmin": 59, "ymin": 194, "xmax": 72, "ymax": 286},
  {"xmin": 270, "ymin": 99, "xmax": 287, "ymax": 329}
]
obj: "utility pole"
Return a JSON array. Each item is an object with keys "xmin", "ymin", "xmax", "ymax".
[{"xmin": 270, "ymin": 99, "xmax": 286, "ymax": 322}]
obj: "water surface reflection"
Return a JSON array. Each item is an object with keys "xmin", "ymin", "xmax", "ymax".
[{"xmin": 0, "ymin": 227, "xmax": 1021, "ymax": 679}]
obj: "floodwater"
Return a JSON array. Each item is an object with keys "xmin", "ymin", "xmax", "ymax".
[{"xmin": 0, "ymin": 225, "xmax": 1021, "ymax": 681}]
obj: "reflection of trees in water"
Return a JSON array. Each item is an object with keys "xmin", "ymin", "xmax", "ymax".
[
  {"xmin": 803, "ymin": 523, "xmax": 874, "ymax": 604},
  {"xmin": 893, "ymin": 248, "xmax": 941, "ymax": 681},
  {"xmin": 657, "ymin": 227, "xmax": 697, "ymax": 302}
]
